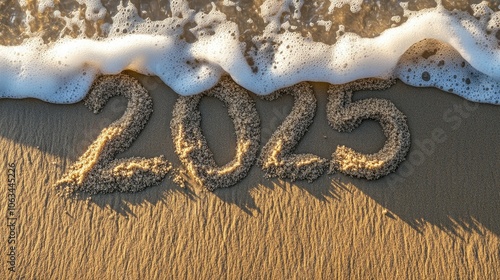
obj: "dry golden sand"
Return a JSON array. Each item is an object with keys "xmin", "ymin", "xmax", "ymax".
[{"xmin": 0, "ymin": 72, "xmax": 499, "ymax": 278}]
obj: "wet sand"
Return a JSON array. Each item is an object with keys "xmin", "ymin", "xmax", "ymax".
[{"xmin": 1, "ymin": 71, "xmax": 499, "ymax": 278}]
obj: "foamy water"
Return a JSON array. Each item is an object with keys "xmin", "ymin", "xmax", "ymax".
[{"xmin": 0, "ymin": 0, "xmax": 499, "ymax": 104}]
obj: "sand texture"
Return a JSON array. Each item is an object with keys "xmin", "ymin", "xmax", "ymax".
[{"xmin": 1, "ymin": 72, "xmax": 499, "ymax": 279}]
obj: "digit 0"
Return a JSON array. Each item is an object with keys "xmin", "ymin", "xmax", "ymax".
[{"xmin": 170, "ymin": 76, "xmax": 260, "ymax": 191}]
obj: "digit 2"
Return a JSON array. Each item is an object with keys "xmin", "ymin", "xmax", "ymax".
[{"xmin": 55, "ymin": 74, "xmax": 171, "ymax": 195}]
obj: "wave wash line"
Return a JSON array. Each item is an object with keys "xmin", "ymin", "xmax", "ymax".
[{"xmin": 0, "ymin": 0, "xmax": 499, "ymax": 104}]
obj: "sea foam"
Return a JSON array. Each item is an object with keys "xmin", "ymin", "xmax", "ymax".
[{"xmin": 0, "ymin": 0, "xmax": 499, "ymax": 104}]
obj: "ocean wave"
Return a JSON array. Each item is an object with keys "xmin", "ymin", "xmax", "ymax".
[{"xmin": 0, "ymin": 0, "xmax": 499, "ymax": 104}]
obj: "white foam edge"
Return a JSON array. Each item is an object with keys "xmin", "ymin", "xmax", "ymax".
[{"xmin": 0, "ymin": 4, "xmax": 499, "ymax": 104}]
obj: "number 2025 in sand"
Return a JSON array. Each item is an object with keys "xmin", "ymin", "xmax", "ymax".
[{"xmin": 55, "ymin": 74, "xmax": 410, "ymax": 194}]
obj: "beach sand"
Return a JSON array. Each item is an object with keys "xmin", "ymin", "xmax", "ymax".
[{"xmin": 1, "ymin": 71, "xmax": 499, "ymax": 278}]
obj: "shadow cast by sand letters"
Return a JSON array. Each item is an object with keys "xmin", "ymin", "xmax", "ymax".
[{"xmin": 350, "ymin": 83, "xmax": 500, "ymax": 236}]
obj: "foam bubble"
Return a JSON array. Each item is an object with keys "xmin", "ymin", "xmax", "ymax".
[
  {"xmin": 37, "ymin": 0, "xmax": 55, "ymax": 13},
  {"xmin": 328, "ymin": 0, "xmax": 364, "ymax": 13},
  {"xmin": 77, "ymin": 0, "xmax": 107, "ymax": 22},
  {"xmin": 396, "ymin": 39, "xmax": 500, "ymax": 104}
]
